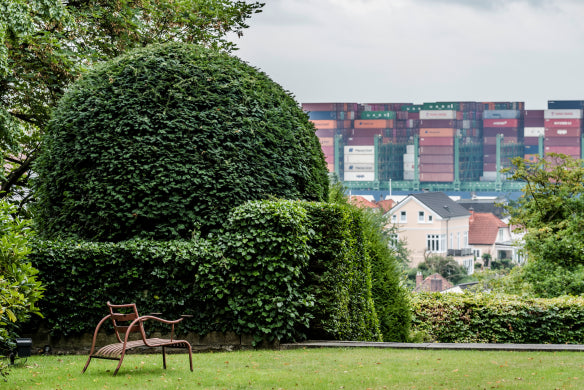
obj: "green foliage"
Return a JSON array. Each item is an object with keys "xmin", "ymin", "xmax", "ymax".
[
  {"xmin": 28, "ymin": 200, "xmax": 380, "ymax": 344},
  {"xmin": 504, "ymin": 154, "xmax": 584, "ymax": 297},
  {"xmin": 412, "ymin": 293, "xmax": 584, "ymax": 344},
  {"xmin": 0, "ymin": 201, "xmax": 43, "ymax": 377},
  {"xmin": 1, "ymin": 0, "xmax": 263, "ymax": 206},
  {"xmin": 407, "ymin": 255, "xmax": 469, "ymax": 287},
  {"xmin": 33, "ymin": 43, "xmax": 329, "ymax": 241}
]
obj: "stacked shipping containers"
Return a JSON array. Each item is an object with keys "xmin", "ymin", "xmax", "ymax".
[
  {"xmin": 544, "ymin": 109, "xmax": 583, "ymax": 158},
  {"xmin": 523, "ymin": 110, "xmax": 545, "ymax": 163},
  {"xmin": 418, "ymin": 110, "xmax": 459, "ymax": 182},
  {"xmin": 481, "ymin": 109, "xmax": 523, "ymax": 181}
]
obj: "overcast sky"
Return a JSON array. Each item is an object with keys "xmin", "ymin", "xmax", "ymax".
[{"xmin": 233, "ymin": 0, "xmax": 584, "ymax": 110}]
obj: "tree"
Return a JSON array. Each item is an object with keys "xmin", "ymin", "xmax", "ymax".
[
  {"xmin": 33, "ymin": 42, "xmax": 328, "ymax": 241},
  {"xmin": 503, "ymin": 154, "xmax": 584, "ymax": 297},
  {"xmin": 0, "ymin": 0, "xmax": 264, "ymax": 209},
  {"xmin": 408, "ymin": 254, "xmax": 469, "ymax": 287}
]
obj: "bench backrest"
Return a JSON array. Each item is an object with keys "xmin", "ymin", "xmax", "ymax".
[{"xmin": 107, "ymin": 302, "xmax": 147, "ymax": 343}]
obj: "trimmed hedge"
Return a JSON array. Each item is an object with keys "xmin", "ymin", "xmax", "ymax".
[
  {"xmin": 33, "ymin": 42, "xmax": 329, "ymax": 241},
  {"xmin": 27, "ymin": 200, "xmax": 383, "ymax": 343},
  {"xmin": 412, "ymin": 292, "xmax": 584, "ymax": 344}
]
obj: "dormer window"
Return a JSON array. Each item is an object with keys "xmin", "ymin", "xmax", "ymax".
[
  {"xmin": 400, "ymin": 211, "xmax": 407, "ymax": 222},
  {"xmin": 418, "ymin": 211, "xmax": 425, "ymax": 223}
]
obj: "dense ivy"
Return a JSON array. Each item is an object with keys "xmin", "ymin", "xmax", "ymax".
[
  {"xmin": 32, "ymin": 43, "xmax": 329, "ymax": 241},
  {"xmin": 412, "ymin": 293, "xmax": 584, "ymax": 344},
  {"xmin": 27, "ymin": 200, "xmax": 382, "ymax": 343}
]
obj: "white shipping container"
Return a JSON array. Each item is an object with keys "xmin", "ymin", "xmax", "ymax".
[
  {"xmin": 462, "ymin": 120, "xmax": 471, "ymax": 129},
  {"xmin": 481, "ymin": 171, "xmax": 498, "ymax": 182},
  {"xmin": 344, "ymin": 163, "xmax": 375, "ymax": 172},
  {"xmin": 344, "ymin": 145, "xmax": 374, "ymax": 154},
  {"xmin": 419, "ymin": 110, "xmax": 457, "ymax": 120},
  {"xmin": 344, "ymin": 154, "xmax": 375, "ymax": 164},
  {"xmin": 403, "ymin": 153, "xmax": 415, "ymax": 163},
  {"xmin": 403, "ymin": 171, "xmax": 416, "ymax": 180},
  {"xmin": 403, "ymin": 163, "xmax": 415, "ymax": 171},
  {"xmin": 544, "ymin": 109, "xmax": 583, "ymax": 119},
  {"xmin": 344, "ymin": 172, "xmax": 375, "ymax": 181},
  {"xmin": 406, "ymin": 144, "xmax": 416, "ymax": 154},
  {"xmin": 524, "ymin": 127, "xmax": 545, "ymax": 137}
]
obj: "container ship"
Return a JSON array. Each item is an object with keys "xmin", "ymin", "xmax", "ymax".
[{"xmin": 304, "ymin": 100, "xmax": 583, "ymax": 195}]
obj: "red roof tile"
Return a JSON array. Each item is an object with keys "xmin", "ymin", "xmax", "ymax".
[
  {"xmin": 468, "ymin": 212, "xmax": 507, "ymax": 245},
  {"xmin": 376, "ymin": 199, "xmax": 395, "ymax": 213},
  {"xmin": 349, "ymin": 196, "xmax": 379, "ymax": 209}
]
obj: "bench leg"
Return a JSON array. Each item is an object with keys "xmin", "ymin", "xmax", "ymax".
[
  {"xmin": 81, "ymin": 356, "xmax": 92, "ymax": 373},
  {"xmin": 113, "ymin": 351, "xmax": 127, "ymax": 376},
  {"xmin": 162, "ymin": 346, "xmax": 167, "ymax": 369}
]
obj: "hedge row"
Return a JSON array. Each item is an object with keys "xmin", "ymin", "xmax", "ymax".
[
  {"xmin": 28, "ymin": 200, "xmax": 383, "ymax": 344},
  {"xmin": 411, "ymin": 292, "xmax": 584, "ymax": 344}
]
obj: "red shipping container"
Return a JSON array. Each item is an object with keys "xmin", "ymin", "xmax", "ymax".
[
  {"xmin": 420, "ymin": 155, "xmax": 453, "ymax": 164},
  {"xmin": 311, "ymin": 120, "xmax": 336, "ymax": 129},
  {"xmin": 354, "ymin": 119, "xmax": 394, "ymax": 129},
  {"xmin": 419, "ymin": 128, "xmax": 455, "ymax": 137},
  {"xmin": 523, "ymin": 154, "xmax": 539, "ymax": 163},
  {"xmin": 345, "ymin": 136, "xmax": 375, "ymax": 146},
  {"xmin": 420, "ymin": 172, "xmax": 454, "ymax": 182},
  {"xmin": 544, "ymin": 146, "xmax": 581, "ymax": 156},
  {"xmin": 316, "ymin": 129, "xmax": 335, "ymax": 137},
  {"xmin": 483, "ymin": 163, "xmax": 498, "ymax": 171},
  {"xmin": 524, "ymin": 110, "xmax": 545, "ymax": 119},
  {"xmin": 524, "ymin": 137, "xmax": 540, "ymax": 146},
  {"xmin": 483, "ymin": 128, "xmax": 521, "ymax": 137},
  {"xmin": 302, "ymin": 103, "xmax": 336, "ymax": 111},
  {"xmin": 419, "ymin": 163, "xmax": 454, "ymax": 173},
  {"xmin": 524, "ymin": 117, "xmax": 545, "ymax": 127},
  {"xmin": 321, "ymin": 146, "xmax": 334, "ymax": 156},
  {"xmin": 327, "ymin": 163, "xmax": 335, "ymax": 172},
  {"xmin": 419, "ymin": 146, "xmax": 454, "ymax": 155},
  {"xmin": 545, "ymin": 137, "xmax": 581, "ymax": 147},
  {"xmin": 483, "ymin": 119, "xmax": 520, "ymax": 128},
  {"xmin": 483, "ymin": 154, "xmax": 497, "ymax": 163},
  {"xmin": 419, "ymin": 137, "xmax": 454, "ymax": 146},
  {"xmin": 352, "ymin": 128, "xmax": 385, "ymax": 137},
  {"xmin": 545, "ymin": 127, "xmax": 581, "ymax": 137},
  {"xmin": 419, "ymin": 119, "xmax": 456, "ymax": 128},
  {"xmin": 545, "ymin": 119, "xmax": 581, "ymax": 128}
]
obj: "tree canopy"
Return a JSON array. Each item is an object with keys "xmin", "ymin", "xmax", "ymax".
[
  {"xmin": 0, "ymin": 0, "xmax": 264, "ymax": 207},
  {"xmin": 33, "ymin": 42, "xmax": 329, "ymax": 241}
]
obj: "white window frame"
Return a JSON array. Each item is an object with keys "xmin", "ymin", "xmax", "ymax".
[
  {"xmin": 400, "ymin": 211, "xmax": 407, "ymax": 223},
  {"xmin": 418, "ymin": 211, "xmax": 425, "ymax": 223},
  {"xmin": 427, "ymin": 234, "xmax": 444, "ymax": 253},
  {"xmin": 391, "ymin": 214, "xmax": 397, "ymax": 223}
]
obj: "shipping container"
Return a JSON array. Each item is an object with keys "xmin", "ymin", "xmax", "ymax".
[
  {"xmin": 419, "ymin": 128, "xmax": 455, "ymax": 137},
  {"xmin": 524, "ymin": 137, "xmax": 540, "ymax": 146},
  {"xmin": 483, "ymin": 119, "xmax": 520, "ymax": 128},
  {"xmin": 523, "ymin": 154, "xmax": 539, "ymax": 163},
  {"xmin": 360, "ymin": 111, "xmax": 396, "ymax": 120},
  {"xmin": 324, "ymin": 154, "xmax": 334, "ymax": 164},
  {"xmin": 419, "ymin": 119, "xmax": 457, "ymax": 128},
  {"xmin": 319, "ymin": 137, "xmax": 334, "ymax": 147},
  {"xmin": 419, "ymin": 146, "xmax": 454, "ymax": 155},
  {"xmin": 346, "ymin": 136, "xmax": 376, "ymax": 146},
  {"xmin": 524, "ymin": 110, "xmax": 545, "ymax": 119},
  {"xmin": 327, "ymin": 163, "xmax": 335, "ymax": 172},
  {"xmin": 344, "ymin": 145, "xmax": 375, "ymax": 154},
  {"xmin": 343, "ymin": 172, "xmax": 375, "ymax": 181},
  {"xmin": 545, "ymin": 137, "xmax": 581, "ymax": 146},
  {"xmin": 524, "ymin": 145, "xmax": 539, "ymax": 154},
  {"xmin": 344, "ymin": 154, "xmax": 375, "ymax": 164},
  {"xmin": 482, "ymin": 163, "xmax": 498, "ymax": 171},
  {"xmin": 483, "ymin": 136, "xmax": 520, "ymax": 145},
  {"xmin": 420, "ymin": 155, "xmax": 453, "ymax": 164},
  {"xmin": 544, "ymin": 146, "xmax": 581, "ymax": 155},
  {"xmin": 548, "ymin": 100, "xmax": 584, "ymax": 110},
  {"xmin": 310, "ymin": 120, "xmax": 337, "ymax": 129},
  {"xmin": 321, "ymin": 146, "xmax": 334, "ymax": 156},
  {"xmin": 308, "ymin": 111, "xmax": 338, "ymax": 120},
  {"xmin": 344, "ymin": 163, "xmax": 375, "ymax": 172},
  {"xmin": 544, "ymin": 119, "xmax": 582, "ymax": 128},
  {"xmin": 315, "ymin": 129, "xmax": 335, "ymax": 137},
  {"xmin": 419, "ymin": 136, "xmax": 455, "ymax": 146},
  {"xmin": 544, "ymin": 127, "xmax": 581, "ymax": 137},
  {"xmin": 420, "ymin": 172, "xmax": 454, "ymax": 182},
  {"xmin": 302, "ymin": 103, "xmax": 336, "ymax": 111},
  {"xmin": 483, "ymin": 110, "xmax": 522, "ymax": 119},
  {"xmin": 419, "ymin": 163, "xmax": 454, "ymax": 173},
  {"xmin": 524, "ymin": 127, "xmax": 545, "ymax": 137},
  {"xmin": 483, "ymin": 128, "xmax": 521, "ymax": 138},
  {"xmin": 354, "ymin": 119, "xmax": 394, "ymax": 129},
  {"xmin": 419, "ymin": 110, "xmax": 461, "ymax": 120},
  {"xmin": 351, "ymin": 128, "xmax": 386, "ymax": 137},
  {"xmin": 524, "ymin": 117, "xmax": 545, "ymax": 127},
  {"xmin": 544, "ymin": 109, "xmax": 583, "ymax": 119}
]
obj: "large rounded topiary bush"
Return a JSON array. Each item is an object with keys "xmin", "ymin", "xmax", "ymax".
[{"xmin": 33, "ymin": 43, "xmax": 329, "ymax": 241}]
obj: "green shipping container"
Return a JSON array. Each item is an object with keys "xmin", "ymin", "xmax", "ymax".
[
  {"xmin": 422, "ymin": 102, "xmax": 461, "ymax": 111},
  {"xmin": 360, "ymin": 111, "xmax": 396, "ymax": 120},
  {"xmin": 401, "ymin": 105, "xmax": 423, "ymax": 112}
]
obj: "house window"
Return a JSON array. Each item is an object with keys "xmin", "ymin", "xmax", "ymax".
[
  {"xmin": 428, "ymin": 215, "xmax": 433, "ymax": 222},
  {"xmin": 418, "ymin": 211, "xmax": 425, "ymax": 223},
  {"xmin": 427, "ymin": 234, "xmax": 444, "ymax": 252},
  {"xmin": 457, "ymin": 232, "xmax": 461, "ymax": 249},
  {"xmin": 389, "ymin": 233, "xmax": 398, "ymax": 248},
  {"xmin": 400, "ymin": 211, "xmax": 407, "ymax": 222},
  {"xmin": 473, "ymin": 249, "xmax": 481, "ymax": 258},
  {"xmin": 463, "ymin": 232, "xmax": 468, "ymax": 248},
  {"xmin": 449, "ymin": 233, "xmax": 453, "ymax": 250},
  {"xmin": 391, "ymin": 214, "xmax": 397, "ymax": 223},
  {"xmin": 498, "ymin": 228, "xmax": 505, "ymax": 242}
]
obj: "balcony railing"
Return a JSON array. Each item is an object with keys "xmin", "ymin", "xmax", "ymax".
[{"xmin": 447, "ymin": 248, "xmax": 473, "ymax": 257}]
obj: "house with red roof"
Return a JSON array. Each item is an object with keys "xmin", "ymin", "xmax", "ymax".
[{"xmin": 468, "ymin": 210, "xmax": 515, "ymax": 266}]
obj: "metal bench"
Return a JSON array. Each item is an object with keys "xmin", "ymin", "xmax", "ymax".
[{"xmin": 82, "ymin": 302, "xmax": 193, "ymax": 376}]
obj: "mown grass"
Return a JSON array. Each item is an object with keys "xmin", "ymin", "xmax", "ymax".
[{"xmin": 4, "ymin": 347, "xmax": 584, "ymax": 389}]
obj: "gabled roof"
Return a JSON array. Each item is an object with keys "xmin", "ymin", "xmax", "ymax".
[
  {"xmin": 376, "ymin": 199, "xmax": 395, "ymax": 213},
  {"xmin": 468, "ymin": 212, "xmax": 508, "ymax": 245},
  {"xmin": 349, "ymin": 195, "xmax": 379, "ymax": 209},
  {"xmin": 409, "ymin": 192, "xmax": 471, "ymax": 219},
  {"xmin": 414, "ymin": 273, "xmax": 453, "ymax": 292}
]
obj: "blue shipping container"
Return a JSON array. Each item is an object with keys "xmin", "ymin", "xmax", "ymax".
[
  {"xmin": 524, "ymin": 145, "xmax": 539, "ymax": 154},
  {"xmin": 483, "ymin": 110, "xmax": 522, "ymax": 120},
  {"xmin": 547, "ymin": 100, "xmax": 584, "ymax": 110},
  {"xmin": 308, "ymin": 111, "xmax": 338, "ymax": 120}
]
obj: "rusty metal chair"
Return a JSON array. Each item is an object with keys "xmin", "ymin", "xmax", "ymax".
[{"xmin": 82, "ymin": 302, "xmax": 193, "ymax": 375}]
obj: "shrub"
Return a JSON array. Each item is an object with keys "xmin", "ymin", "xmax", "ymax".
[
  {"xmin": 33, "ymin": 42, "xmax": 328, "ymax": 241},
  {"xmin": 28, "ymin": 200, "xmax": 382, "ymax": 344},
  {"xmin": 411, "ymin": 292, "xmax": 584, "ymax": 343}
]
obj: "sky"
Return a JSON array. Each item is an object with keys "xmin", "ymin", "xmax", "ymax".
[{"xmin": 233, "ymin": 0, "xmax": 584, "ymax": 110}]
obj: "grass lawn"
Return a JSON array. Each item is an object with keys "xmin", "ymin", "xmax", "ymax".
[{"xmin": 4, "ymin": 348, "xmax": 584, "ymax": 389}]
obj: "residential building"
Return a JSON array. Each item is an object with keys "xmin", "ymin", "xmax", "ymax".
[
  {"xmin": 468, "ymin": 210, "xmax": 517, "ymax": 265},
  {"xmin": 386, "ymin": 192, "xmax": 474, "ymax": 272}
]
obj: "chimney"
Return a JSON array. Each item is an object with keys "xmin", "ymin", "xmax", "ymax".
[
  {"xmin": 469, "ymin": 207, "xmax": 474, "ymax": 223},
  {"xmin": 430, "ymin": 276, "xmax": 442, "ymax": 292},
  {"xmin": 416, "ymin": 271, "xmax": 423, "ymax": 287}
]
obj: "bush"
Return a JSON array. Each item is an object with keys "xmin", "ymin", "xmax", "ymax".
[
  {"xmin": 28, "ymin": 200, "xmax": 383, "ymax": 344},
  {"xmin": 411, "ymin": 292, "xmax": 584, "ymax": 343},
  {"xmin": 0, "ymin": 201, "xmax": 43, "ymax": 377},
  {"xmin": 33, "ymin": 42, "xmax": 328, "ymax": 241}
]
